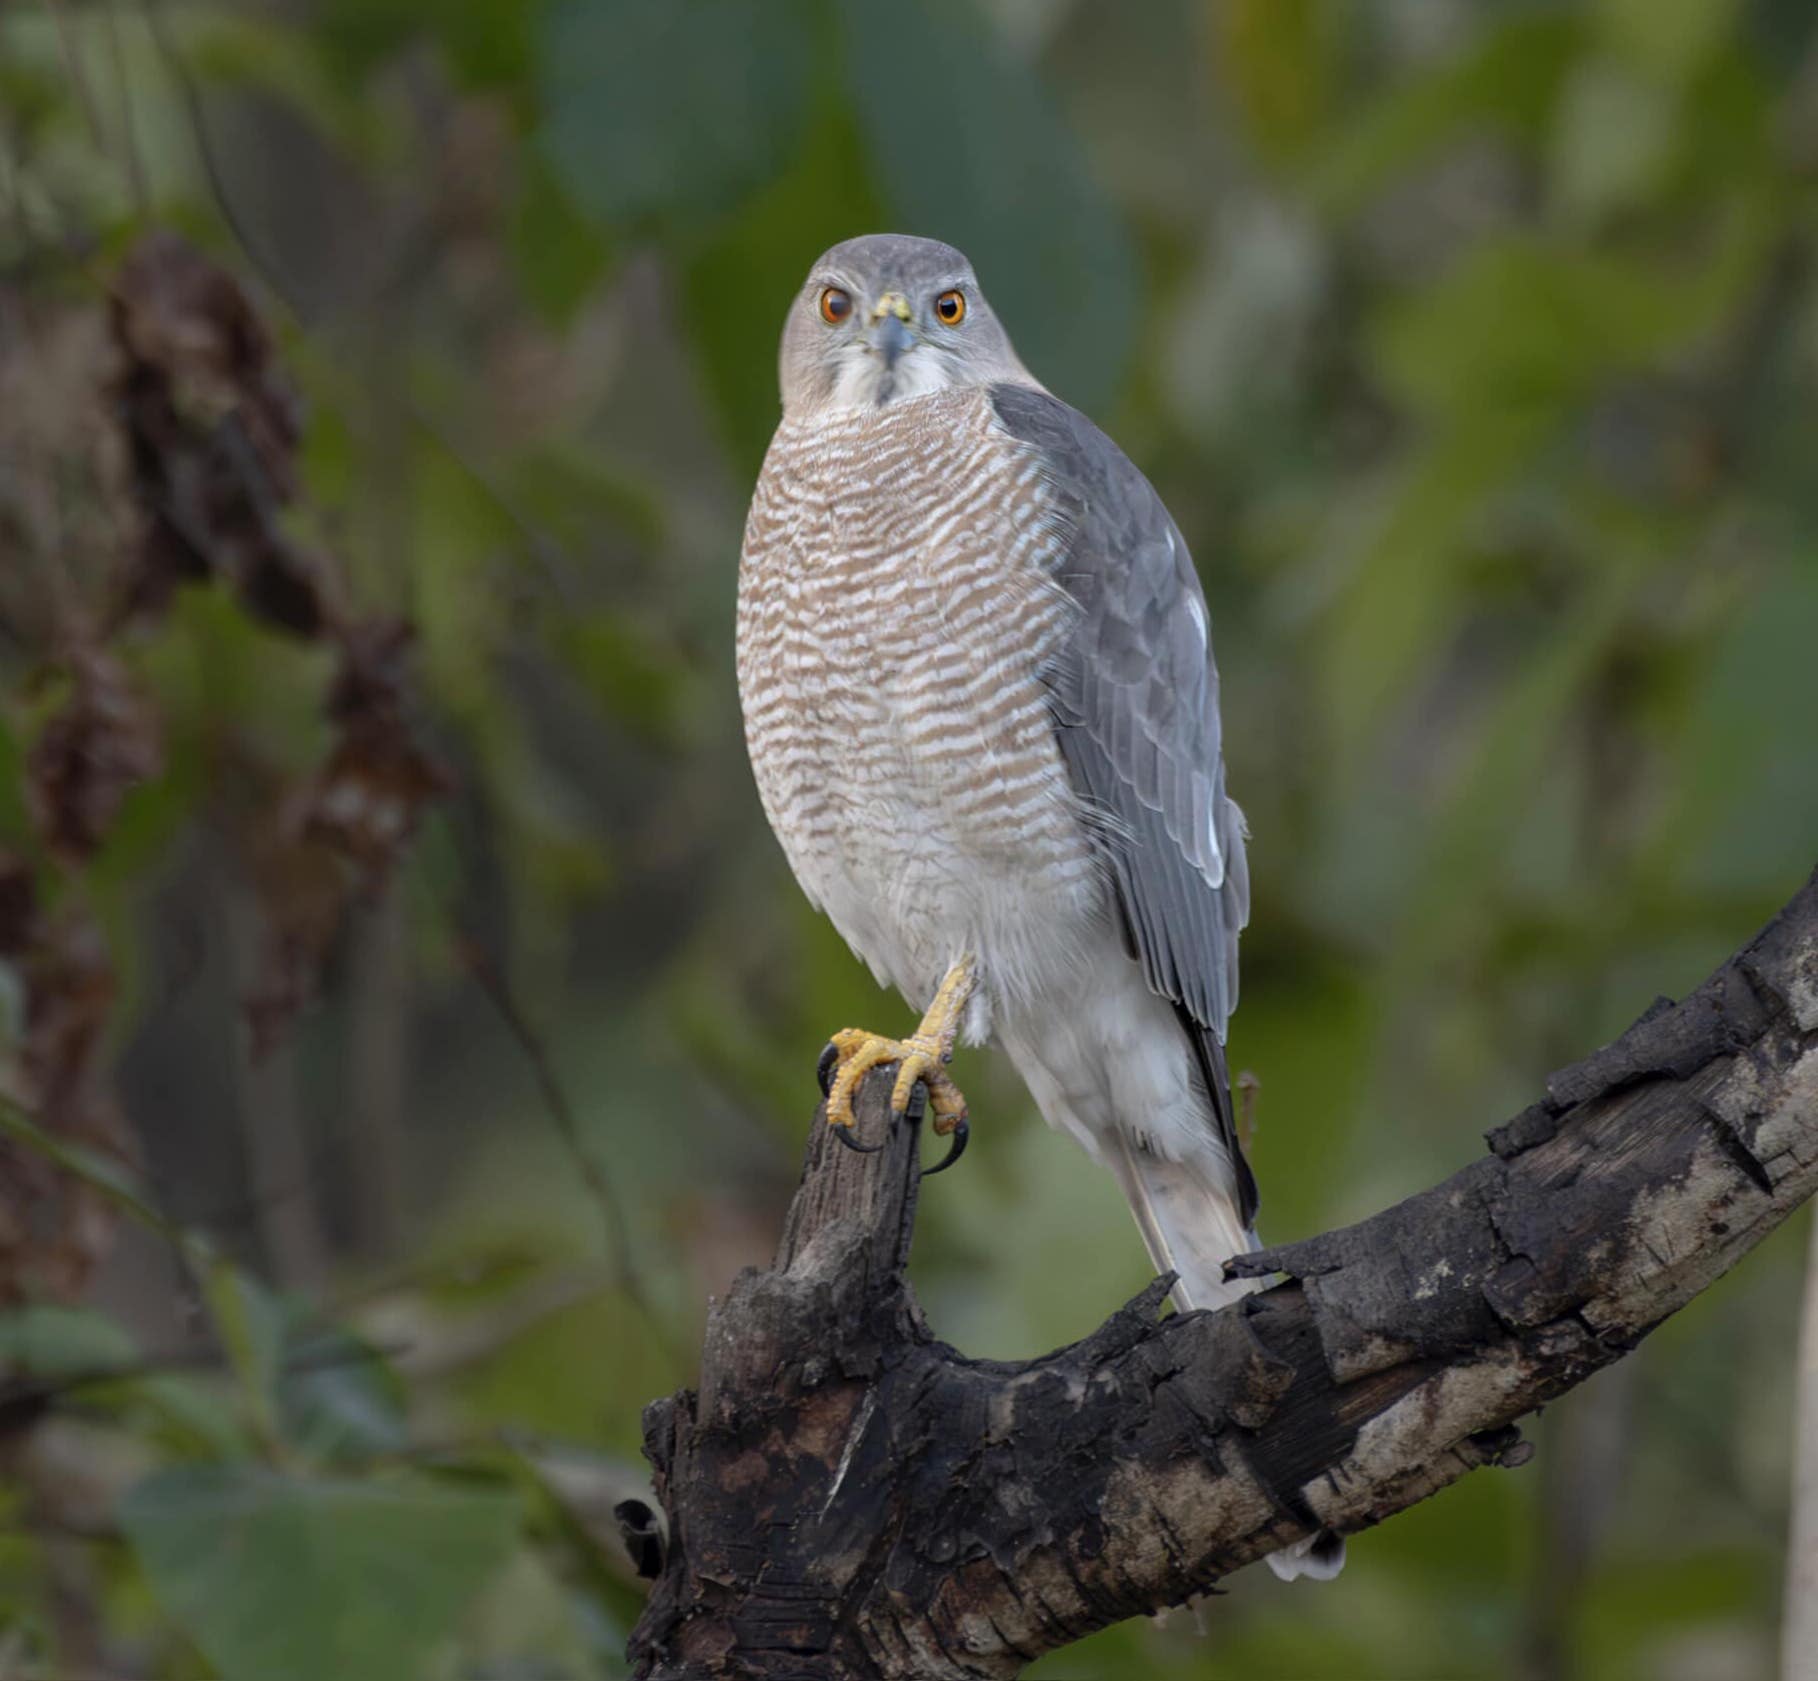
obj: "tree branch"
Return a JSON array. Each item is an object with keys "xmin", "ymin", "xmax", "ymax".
[
  {"xmin": 1784, "ymin": 1194, "xmax": 1818, "ymax": 1681},
  {"xmin": 628, "ymin": 867, "xmax": 1818, "ymax": 1679}
]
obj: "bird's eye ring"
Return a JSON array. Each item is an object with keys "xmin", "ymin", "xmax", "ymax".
[
  {"xmin": 935, "ymin": 289, "xmax": 966, "ymax": 325},
  {"xmin": 819, "ymin": 287, "xmax": 852, "ymax": 325}
]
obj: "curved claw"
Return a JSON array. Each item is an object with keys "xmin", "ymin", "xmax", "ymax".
[
  {"xmin": 922, "ymin": 1115, "xmax": 969, "ymax": 1176},
  {"xmin": 816, "ymin": 1041, "xmax": 839, "ymax": 1096},
  {"xmin": 832, "ymin": 1122, "xmax": 883, "ymax": 1154}
]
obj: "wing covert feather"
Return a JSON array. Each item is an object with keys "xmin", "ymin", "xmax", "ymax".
[{"xmin": 991, "ymin": 382, "xmax": 1254, "ymax": 1220}]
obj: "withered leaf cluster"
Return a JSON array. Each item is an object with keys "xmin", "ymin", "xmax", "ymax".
[
  {"xmin": 1, "ymin": 233, "xmax": 451, "ymax": 1300},
  {"xmin": 110, "ymin": 231, "xmax": 321, "ymax": 633},
  {"xmin": 107, "ymin": 232, "xmax": 450, "ymax": 1048}
]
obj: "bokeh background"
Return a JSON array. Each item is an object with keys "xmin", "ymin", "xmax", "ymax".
[{"xmin": 3, "ymin": 1, "xmax": 1817, "ymax": 1677}]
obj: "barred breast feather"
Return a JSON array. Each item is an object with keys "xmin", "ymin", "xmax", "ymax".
[{"xmin": 737, "ymin": 385, "xmax": 1100, "ymax": 1037}]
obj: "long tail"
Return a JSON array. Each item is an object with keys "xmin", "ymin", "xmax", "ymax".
[
  {"xmin": 1000, "ymin": 962, "xmax": 1345, "ymax": 1583},
  {"xmin": 1111, "ymin": 1127, "xmax": 1255, "ymax": 1315},
  {"xmin": 1111, "ymin": 1084, "xmax": 1348, "ymax": 1584}
]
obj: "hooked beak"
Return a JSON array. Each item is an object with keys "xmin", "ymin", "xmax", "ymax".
[{"xmin": 867, "ymin": 292, "xmax": 917, "ymax": 370}]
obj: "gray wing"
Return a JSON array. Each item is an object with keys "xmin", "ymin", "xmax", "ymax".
[{"xmin": 991, "ymin": 382, "xmax": 1255, "ymax": 1219}]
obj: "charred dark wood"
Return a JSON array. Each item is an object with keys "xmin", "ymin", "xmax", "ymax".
[{"xmin": 628, "ymin": 868, "xmax": 1818, "ymax": 1679}]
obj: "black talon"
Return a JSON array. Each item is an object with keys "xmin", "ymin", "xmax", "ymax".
[
  {"xmin": 833, "ymin": 1124, "xmax": 883, "ymax": 1154},
  {"xmin": 816, "ymin": 1042, "xmax": 839, "ymax": 1096},
  {"xmin": 923, "ymin": 1115, "xmax": 969, "ymax": 1176}
]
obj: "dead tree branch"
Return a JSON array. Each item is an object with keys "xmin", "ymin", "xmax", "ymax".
[{"xmin": 627, "ymin": 866, "xmax": 1818, "ymax": 1679}]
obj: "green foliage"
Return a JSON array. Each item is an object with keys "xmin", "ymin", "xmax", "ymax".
[
  {"xmin": 120, "ymin": 1468, "xmax": 520, "ymax": 1681},
  {"xmin": 539, "ymin": 0, "xmax": 816, "ymax": 235},
  {"xmin": 841, "ymin": 0, "xmax": 1138, "ymax": 411},
  {"xmin": 1, "ymin": 0, "xmax": 1815, "ymax": 1676},
  {"xmin": 0, "ymin": 1303, "xmax": 137, "ymax": 1377},
  {"xmin": 681, "ymin": 96, "xmax": 887, "ymax": 470}
]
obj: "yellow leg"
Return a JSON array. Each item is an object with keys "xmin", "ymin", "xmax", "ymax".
[{"xmin": 823, "ymin": 958, "xmax": 975, "ymax": 1137}]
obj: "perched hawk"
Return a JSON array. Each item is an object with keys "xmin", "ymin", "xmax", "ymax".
[{"xmin": 737, "ymin": 234, "xmax": 1340, "ymax": 1582}]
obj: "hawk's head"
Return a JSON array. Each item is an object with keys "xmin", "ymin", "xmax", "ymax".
[{"xmin": 778, "ymin": 233, "xmax": 1034, "ymax": 418}]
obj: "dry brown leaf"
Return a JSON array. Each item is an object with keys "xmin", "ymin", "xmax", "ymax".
[
  {"xmin": 26, "ymin": 644, "xmax": 163, "ymax": 866},
  {"xmin": 245, "ymin": 623, "xmax": 450, "ymax": 1054},
  {"xmin": 110, "ymin": 232, "xmax": 333, "ymax": 636}
]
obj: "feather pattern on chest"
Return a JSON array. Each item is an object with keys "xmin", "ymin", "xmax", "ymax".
[{"xmin": 737, "ymin": 385, "xmax": 1102, "ymax": 1032}]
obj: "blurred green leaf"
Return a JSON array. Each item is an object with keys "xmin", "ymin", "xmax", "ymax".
[
  {"xmin": 683, "ymin": 98, "xmax": 886, "ymax": 471},
  {"xmin": 841, "ymin": 0, "xmax": 1139, "ymax": 411},
  {"xmin": 189, "ymin": 16, "xmax": 398, "ymax": 167},
  {"xmin": 511, "ymin": 145, "xmax": 614, "ymax": 328},
  {"xmin": 436, "ymin": 0, "xmax": 542, "ymax": 94},
  {"xmin": 1577, "ymin": 1542, "xmax": 1770, "ymax": 1680},
  {"xmin": 201, "ymin": 1264, "xmax": 288, "ymax": 1452},
  {"xmin": 505, "ymin": 1435, "xmax": 645, "ymax": 1604},
  {"xmin": 538, "ymin": 0, "xmax": 815, "ymax": 235},
  {"xmin": 1309, "ymin": 12, "xmax": 1584, "ymax": 219},
  {"xmin": 1319, "ymin": 408, "xmax": 1551, "ymax": 751},
  {"xmin": 306, "ymin": 0, "xmax": 424, "ymax": 79},
  {"xmin": 1214, "ymin": 0, "xmax": 1337, "ymax": 166},
  {"xmin": 314, "ymin": 0, "xmax": 538, "ymax": 93},
  {"xmin": 121, "ymin": 1466, "xmax": 520, "ymax": 1681},
  {"xmin": 0, "ymin": 1304, "xmax": 137, "ymax": 1378},
  {"xmin": 138, "ymin": 586, "xmax": 335, "ymax": 777},
  {"xmin": 458, "ymin": 1543, "xmax": 630, "ymax": 1679},
  {"xmin": 276, "ymin": 1319, "xmax": 410, "ymax": 1465},
  {"xmin": 1549, "ymin": 57, "xmax": 1676, "ymax": 225},
  {"xmin": 1595, "ymin": 0, "xmax": 1743, "ymax": 85},
  {"xmin": 1399, "ymin": 549, "xmax": 1647, "ymax": 961},
  {"xmin": 1662, "ymin": 558, "xmax": 1818, "ymax": 896},
  {"xmin": 120, "ymin": 1373, "xmax": 256, "ymax": 1463},
  {"xmin": 553, "ymin": 611, "xmax": 697, "ymax": 746},
  {"xmin": 1371, "ymin": 217, "xmax": 1772, "ymax": 420},
  {"xmin": 0, "ymin": 55, "xmax": 66, "ymax": 150},
  {"xmin": 500, "ymin": 437, "xmax": 664, "ymax": 552}
]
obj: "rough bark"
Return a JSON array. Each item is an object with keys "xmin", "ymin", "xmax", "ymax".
[{"xmin": 627, "ymin": 867, "xmax": 1818, "ymax": 1680}]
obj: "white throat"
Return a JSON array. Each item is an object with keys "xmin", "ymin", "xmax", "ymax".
[{"xmin": 825, "ymin": 347, "xmax": 963, "ymax": 412}]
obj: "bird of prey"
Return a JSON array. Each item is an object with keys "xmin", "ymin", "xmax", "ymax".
[{"xmin": 737, "ymin": 234, "xmax": 1341, "ymax": 1582}]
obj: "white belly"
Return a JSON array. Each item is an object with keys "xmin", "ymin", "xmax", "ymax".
[{"xmin": 802, "ymin": 774, "xmax": 1103, "ymax": 1040}]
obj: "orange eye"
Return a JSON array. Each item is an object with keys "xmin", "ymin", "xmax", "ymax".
[
  {"xmin": 819, "ymin": 287, "xmax": 852, "ymax": 324},
  {"xmin": 935, "ymin": 289, "xmax": 966, "ymax": 325}
]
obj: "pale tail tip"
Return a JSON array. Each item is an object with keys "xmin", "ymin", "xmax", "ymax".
[{"xmin": 1266, "ymin": 1530, "xmax": 1347, "ymax": 1582}]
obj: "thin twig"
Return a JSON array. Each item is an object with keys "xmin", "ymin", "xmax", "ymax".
[
  {"xmin": 45, "ymin": 0, "xmax": 109, "ymax": 161},
  {"xmin": 139, "ymin": 0, "xmax": 298, "ymax": 315},
  {"xmin": 403, "ymin": 399, "xmax": 582, "ymax": 604}
]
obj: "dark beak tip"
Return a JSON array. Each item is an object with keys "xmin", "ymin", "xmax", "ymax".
[{"xmin": 873, "ymin": 316, "xmax": 916, "ymax": 369}]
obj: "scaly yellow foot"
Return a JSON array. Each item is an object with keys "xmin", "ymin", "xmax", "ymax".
[
  {"xmin": 819, "ymin": 1026, "xmax": 968, "ymax": 1134},
  {"xmin": 814, "ymin": 958, "xmax": 976, "ymax": 1168}
]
